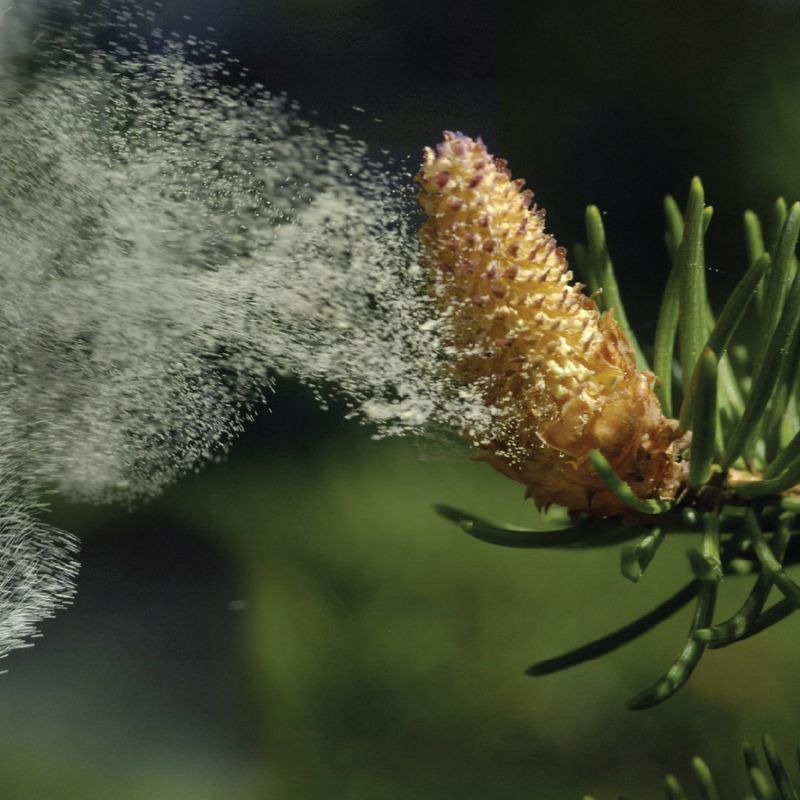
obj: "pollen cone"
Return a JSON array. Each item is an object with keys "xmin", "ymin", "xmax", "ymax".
[{"xmin": 416, "ymin": 132, "xmax": 688, "ymax": 516}]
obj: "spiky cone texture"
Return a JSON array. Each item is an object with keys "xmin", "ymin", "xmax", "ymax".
[{"xmin": 416, "ymin": 132, "xmax": 688, "ymax": 516}]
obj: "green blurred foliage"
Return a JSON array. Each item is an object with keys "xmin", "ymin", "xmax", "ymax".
[
  {"xmin": 169, "ymin": 435, "xmax": 798, "ymax": 798},
  {"xmin": 3, "ymin": 423, "xmax": 799, "ymax": 798},
  {"xmin": 740, "ymin": 39, "xmax": 800, "ymax": 201}
]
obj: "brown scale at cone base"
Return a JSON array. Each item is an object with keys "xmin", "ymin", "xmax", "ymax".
[{"xmin": 416, "ymin": 131, "xmax": 689, "ymax": 516}]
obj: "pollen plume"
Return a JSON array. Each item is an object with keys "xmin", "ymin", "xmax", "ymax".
[{"xmin": 416, "ymin": 132, "xmax": 688, "ymax": 515}]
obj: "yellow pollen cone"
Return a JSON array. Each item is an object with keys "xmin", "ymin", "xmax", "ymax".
[{"xmin": 416, "ymin": 131, "xmax": 688, "ymax": 516}]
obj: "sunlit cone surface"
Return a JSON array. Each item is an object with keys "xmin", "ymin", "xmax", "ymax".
[{"xmin": 417, "ymin": 132, "xmax": 688, "ymax": 515}]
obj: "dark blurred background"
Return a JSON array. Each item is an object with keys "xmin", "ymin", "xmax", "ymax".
[{"xmin": 3, "ymin": 0, "xmax": 800, "ymax": 797}]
